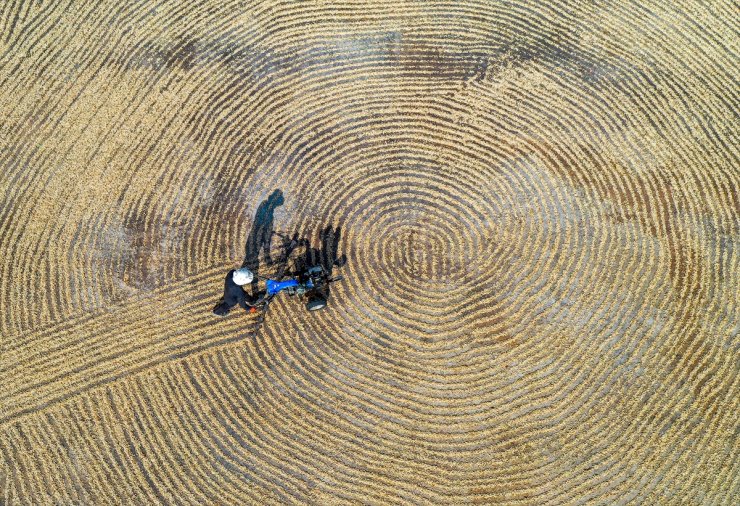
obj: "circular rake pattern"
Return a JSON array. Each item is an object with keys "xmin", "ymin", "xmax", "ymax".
[{"xmin": 0, "ymin": 0, "xmax": 738, "ymax": 504}]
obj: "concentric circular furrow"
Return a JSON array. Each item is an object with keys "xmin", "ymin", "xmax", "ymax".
[{"xmin": 1, "ymin": 0, "xmax": 738, "ymax": 504}]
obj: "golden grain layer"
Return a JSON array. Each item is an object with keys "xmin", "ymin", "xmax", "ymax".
[{"xmin": 0, "ymin": 0, "xmax": 738, "ymax": 504}]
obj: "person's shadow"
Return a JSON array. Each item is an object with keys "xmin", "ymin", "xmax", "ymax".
[{"xmin": 242, "ymin": 189, "xmax": 284, "ymax": 294}]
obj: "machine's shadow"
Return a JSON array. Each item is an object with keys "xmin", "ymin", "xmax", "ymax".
[
  {"xmin": 268, "ymin": 225, "xmax": 347, "ymax": 302},
  {"xmin": 293, "ymin": 226, "xmax": 346, "ymax": 275}
]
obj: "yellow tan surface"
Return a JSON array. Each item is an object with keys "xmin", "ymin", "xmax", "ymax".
[{"xmin": 0, "ymin": 0, "xmax": 738, "ymax": 504}]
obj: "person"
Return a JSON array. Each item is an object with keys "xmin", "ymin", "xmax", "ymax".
[{"xmin": 213, "ymin": 267, "xmax": 255, "ymax": 316}]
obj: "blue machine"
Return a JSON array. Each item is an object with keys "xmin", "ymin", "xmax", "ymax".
[
  {"xmin": 266, "ymin": 278, "xmax": 314, "ymax": 296},
  {"xmin": 251, "ymin": 264, "xmax": 341, "ymax": 313}
]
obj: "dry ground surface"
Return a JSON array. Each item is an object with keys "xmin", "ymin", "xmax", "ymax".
[{"xmin": 0, "ymin": 0, "xmax": 738, "ymax": 504}]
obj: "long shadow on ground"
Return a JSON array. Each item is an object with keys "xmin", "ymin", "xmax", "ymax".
[{"xmin": 241, "ymin": 189, "xmax": 284, "ymax": 295}]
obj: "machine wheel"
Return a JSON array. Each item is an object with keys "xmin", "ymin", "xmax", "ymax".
[{"xmin": 306, "ymin": 294, "xmax": 327, "ymax": 311}]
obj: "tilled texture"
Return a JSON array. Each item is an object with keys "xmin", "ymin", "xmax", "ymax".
[{"xmin": 1, "ymin": 0, "xmax": 738, "ymax": 504}]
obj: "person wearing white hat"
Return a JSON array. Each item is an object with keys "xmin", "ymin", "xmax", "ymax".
[{"xmin": 213, "ymin": 267, "xmax": 254, "ymax": 316}]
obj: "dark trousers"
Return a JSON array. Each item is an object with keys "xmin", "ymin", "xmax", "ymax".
[
  {"xmin": 213, "ymin": 300, "xmax": 233, "ymax": 316},
  {"xmin": 213, "ymin": 295, "xmax": 248, "ymax": 316}
]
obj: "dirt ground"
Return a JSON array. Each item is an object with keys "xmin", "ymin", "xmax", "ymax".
[{"xmin": 0, "ymin": 0, "xmax": 738, "ymax": 504}]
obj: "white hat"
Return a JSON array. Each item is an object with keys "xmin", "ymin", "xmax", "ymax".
[{"xmin": 232, "ymin": 268, "xmax": 254, "ymax": 285}]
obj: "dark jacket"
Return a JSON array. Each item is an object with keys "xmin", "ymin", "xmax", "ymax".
[{"xmin": 222, "ymin": 269, "xmax": 249, "ymax": 310}]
